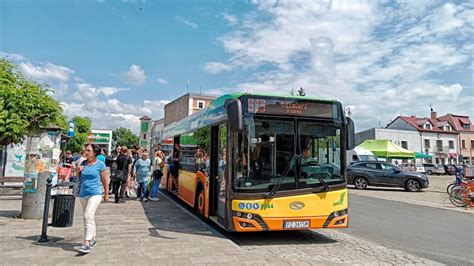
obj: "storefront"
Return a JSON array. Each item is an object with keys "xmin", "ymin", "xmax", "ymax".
[{"xmin": 88, "ymin": 129, "xmax": 113, "ymax": 155}]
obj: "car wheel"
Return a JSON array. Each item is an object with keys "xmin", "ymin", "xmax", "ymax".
[
  {"xmin": 406, "ymin": 179, "xmax": 421, "ymax": 192},
  {"xmin": 426, "ymin": 170, "xmax": 433, "ymax": 175},
  {"xmin": 353, "ymin": 177, "xmax": 368, "ymax": 190}
]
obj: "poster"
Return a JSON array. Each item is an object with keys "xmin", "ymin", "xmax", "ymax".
[
  {"xmin": 23, "ymin": 172, "xmax": 38, "ymax": 193},
  {"xmin": 5, "ymin": 143, "xmax": 26, "ymax": 177}
]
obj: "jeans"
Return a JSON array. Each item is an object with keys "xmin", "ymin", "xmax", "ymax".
[
  {"xmin": 113, "ymin": 180, "xmax": 126, "ymax": 202},
  {"xmin": 79, "ymin": 195, "xmax": 102, "ymax": 241},
  {"xmin": 138, "ymin": 181, "xmax": 148, "ymax": 199},
  {"xmin": 150, "ymin": 178, "xmax": 161, "ymax": 198}
]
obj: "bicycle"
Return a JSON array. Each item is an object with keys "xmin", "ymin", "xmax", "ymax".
[{"xmin": 449, "ymin": 180, "xmax": 473, "ymax": 207}]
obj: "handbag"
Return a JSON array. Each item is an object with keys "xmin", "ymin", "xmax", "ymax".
[
  {"xmin": 113, "ymin": 156, "xmax": 128, "ymax": 182},
  {"xmin": 73, "ymin": 161, "xmax": 87, "ymax": 197},
  {"xmin": 153, "ymin": 168, "xmax": 163, "ymax": 179}
]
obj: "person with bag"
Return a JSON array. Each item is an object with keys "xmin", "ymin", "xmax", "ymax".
[
  {"xmin": 77, "ymin": 143, "xmax": 108, "ymax": 254},
  {"xmin": 149, "ymin": 151, "xmax": 165, "ymax": 201},
  {"xmin": 133, "ymin": 151, "xmax": 152, "ymax": 202},
  {"xmin": 112, "ymin": 146, "xmax": 132, "ymax": 204},
  {"xmin": 106, "ymin": 146, "xmax": 121, "ymax": 194}
]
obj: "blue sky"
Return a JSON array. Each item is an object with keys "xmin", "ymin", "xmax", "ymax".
[{"xmin": 1, "ymin": 0, "xmax": 473, "ymax": 132}]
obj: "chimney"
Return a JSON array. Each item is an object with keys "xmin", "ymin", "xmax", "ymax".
[{"xmin": 431, "ymin": 111, "xmax": 437, "ymax": 120}]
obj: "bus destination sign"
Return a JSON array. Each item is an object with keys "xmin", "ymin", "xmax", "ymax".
[{"xmin": 244, "ymin": 97, "xmax": 335, "ymax": 118}]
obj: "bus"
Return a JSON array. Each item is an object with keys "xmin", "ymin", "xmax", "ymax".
[{"xmin": 161, "ymin": 92, "xmax": 355, "ymax": 232}]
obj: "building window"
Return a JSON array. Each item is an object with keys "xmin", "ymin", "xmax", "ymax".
[
  {"xmin": 463, "ymin": 124, "xmax": 470, "ymax": 129},
  {"xmin": 424, "ymin": 123, "xmax": 431, "ymax": 130},
  {"xmin": 424, "ymin": 139, "xmax": 430, "ymax": 149},
  {"xmin": 197, "ymin": 100, "xmax": 205, "ymax": 109},
  {"xmin": 471, "ymin": 140, "xmax": 474, "ymax": 150},
  {"xmin": 444, "ymin": 125, "xmax": 451, "ymax": 131},
  {"xmin": 449, "ymin": 141, "xmax": 454, "ymax": 149},
  {"xmin": 143, "ymin": 134, "xmax": 147, "ymax": 139},
  {"xmin": 401, "ymin": 141, "xmax": 408, "ymax": 149},
  {"xmin": 462, "ymin": 139, "xmax": 466, "ymax": 149},
  {"xmin": 436, "ymin": 140, "xmax": 443, "ymax": 152}
]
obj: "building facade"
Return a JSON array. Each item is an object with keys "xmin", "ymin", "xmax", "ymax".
[
  {"xmin": 385, "ymin": 111, "xmax": 459, "ymax": 164},
  {"xmin": 438, "ymin": 114, "xmax": 474, "ymax": 164},
  {"xmin": 164, "ymin": 93, "xmax": 217, "ymax": 126},
  {"xmin": 138, "ymin": 115, "xmax": 152, "ymax": 150}
]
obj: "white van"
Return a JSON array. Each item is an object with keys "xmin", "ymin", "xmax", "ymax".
[{"xmin": 346, "ymin": 147, "xmax": 377, "ymax": 166}]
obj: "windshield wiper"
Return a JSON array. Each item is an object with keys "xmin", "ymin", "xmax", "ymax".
[{"xmin": 264, "ymin": 154, "xmax": 298, "ymax": 199}]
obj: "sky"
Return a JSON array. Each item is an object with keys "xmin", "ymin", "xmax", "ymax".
[{"xmin": 1, "ymin": 0, "xmax": 473, "ymax": 133}]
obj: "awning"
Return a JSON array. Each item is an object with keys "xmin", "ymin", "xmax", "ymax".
[
  {"xmin": 357, "ymin": 139, "xmax": 416, "ymax": 159},
  {"xmin": 415, "ymin": 152, "xmax": 432, "ymax": 159}
]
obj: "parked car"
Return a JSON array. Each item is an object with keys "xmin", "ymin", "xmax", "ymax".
[
  {"xmin": 416, "ymin": 163, "xmax": 437, "ymax": 175},
  {"xmin": 398, "ymin": 163, "xmax": 416, "ymax": 172},
  {"xmin": 434, "ymin": 164, "xmax": 446, "ymax": 175},
  {"xmin": 442, "ymin": 164, "xmax": 456, "ymax": 175},
  {"xmin": 347, "ymin": 161, "xmax": 429, "ymax": 192}
]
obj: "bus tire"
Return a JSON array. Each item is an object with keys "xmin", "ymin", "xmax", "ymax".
[{"xmin": 195, "ymin": 186, "xmax": 205, "ymax": 216}]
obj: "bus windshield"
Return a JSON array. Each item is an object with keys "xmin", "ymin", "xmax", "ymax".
[{"xmin": 233, "ymin": 117, "xmax": 345, "ymax": 193}]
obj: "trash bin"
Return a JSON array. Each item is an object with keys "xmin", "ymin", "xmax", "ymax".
[{"xmin": 51, "ymin": 194, "xmax": 75, "ymax": 227}]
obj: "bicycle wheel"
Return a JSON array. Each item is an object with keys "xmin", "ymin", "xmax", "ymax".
[
  {"xmin": 449, "ymin": 186, "xmax": 468, "ymax": 207},
  {"xmin": 446, "ymin": 182, "xmax": 456, "ymax": 194}
]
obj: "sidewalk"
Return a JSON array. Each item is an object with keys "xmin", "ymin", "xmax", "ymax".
[
  {"xmin": 0, "ymin": 193, "xmax": 286, "ymax": 265},
  {"xmin": 0, "ymin": 191, "xmax": 439, "ymax": 265}
]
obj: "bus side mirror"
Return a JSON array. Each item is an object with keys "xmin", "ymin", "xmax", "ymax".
[
  {"xmin": 225, "ymin": 99, "xmax": 243, "ymax": 132},
  {"xmin": 346, "ymin": 117, "xmax": 356, "ymax": 150}
]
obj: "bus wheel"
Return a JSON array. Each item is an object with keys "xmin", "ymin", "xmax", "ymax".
[{"xmin": 195, "ymin": 188, "xmax": 205, "ymax": 216}]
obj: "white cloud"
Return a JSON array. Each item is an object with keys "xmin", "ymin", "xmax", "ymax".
[
  {"xmin": 207, "ymin": 1, "xmax": 473, "ymax": 130},
  {"xmin": 121, "ymin": 64, "xmax": 146, "ymax": 85},
  {"xmin": 19, "ymin": 62, "xmax": 74, "ymax": 82},
  {"xmin": 203, "ymin": 61, "xmax": 233, "ymax": 74},
  {"xmin": 221, "ymin": 12, "xmax": 237, "ymax": 25},
  {"xmin": 157, "ymin": 78, "xmax": 168, "ymax": 84},
  {"xmin": 0, "ymin": 51, "xmax": 25, "ymax": 61},
  {"xmin": 175, "ymin": 16, "xmax": 198, "ymax": 29}
]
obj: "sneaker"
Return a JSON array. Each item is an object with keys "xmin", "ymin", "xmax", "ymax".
[
  {"xmin": 136, "ymin": 198, "xmax": 142, "ymax": 201},
  {"xmin": 149, "ymin": 197, "xmax": 159, "ymax": 201},
  {"xmin": 78, "ymin": 244, "xmax": 91, "ymax": 254},
  {"xmin": 90, "ymin": 239, "xmax": 97, "ymax": 248},
  {"xmin": 143, "ymin": 198, "xmax": 148, "ymax": 202}
]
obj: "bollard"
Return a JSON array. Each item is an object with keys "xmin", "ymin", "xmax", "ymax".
[{"xmin": 38, "ymin": 177, "xmax": 53, "ymax": 243}]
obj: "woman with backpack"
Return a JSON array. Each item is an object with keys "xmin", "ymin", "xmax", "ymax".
[{"xmin": 149, "ymin": 150, "xmax": 164, "ymax": 201}]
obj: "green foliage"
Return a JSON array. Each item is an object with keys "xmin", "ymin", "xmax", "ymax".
[
  {"xmin": 194, "ymin": 127, "xmax": 211, "ymax": 151},
  {"xmin": 112, "ymin": 127, "xmax": 139, "ymax": 148},
  {"xmin": 68, "ymin": 116, "xmax": 92, "ymax": 153},
  {"xmin": 0, "ymin": 58, "xmax": 65, "ymax": 145}
]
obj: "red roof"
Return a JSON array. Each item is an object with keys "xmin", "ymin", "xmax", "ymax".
[
  {"xmin": 396, "ymin": 116, "xmax": 457, "ymax": 134},
  {"xmin": 438, "ymin": 114, "xmax": 473, "ymax": 132}
]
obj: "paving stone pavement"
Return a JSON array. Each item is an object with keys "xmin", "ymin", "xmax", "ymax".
[
  {"xmin": 348, "ymin": 175, "xmax": 474, "ymax": 214},
  {"xmin": 0, "ymin": 191, "xmax": 441, "ymax": 265}
]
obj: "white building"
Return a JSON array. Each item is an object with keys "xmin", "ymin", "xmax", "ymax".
[{"xmin": 385, "ymin": 112, "xmax": 459, "ymax": 164}]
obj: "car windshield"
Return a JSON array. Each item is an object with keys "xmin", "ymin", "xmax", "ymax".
[{"xmin": 233, "ymin": 117, "xmax": 345, "ymax": 193}]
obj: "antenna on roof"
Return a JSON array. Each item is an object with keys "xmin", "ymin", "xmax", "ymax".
[
  {"xmin": 429, "ymin": 102, "xmax": 433, "ymax": 112},
  {"xmin": 199, "ymin": 85, "xmax": 202, "ymax": 94}
]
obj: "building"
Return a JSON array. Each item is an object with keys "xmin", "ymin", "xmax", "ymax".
[
  {"xmin": 356, "ymin": 128, "xmax": 420, "ymax": 152},
  {"xmin": 88, "ymin": 129, "xmax": 113, "ymax": 155},
  {"xmin": 438, "ymin": 114, "xmax": 473, "ymax": 164},
  {"xmin": 149, "ymin": 118, "xmax": 165, "ymax": 153},
  {"xmin": 164, "ymin": 93, "xmax": 217, "ymax": 126},
  {"xmin": 138, "ymin": 115, "xmax": 152, "ymax": 150},
  {"xmin": 385, "ymin": 111, "xmax": 459, "ymax": 164}
]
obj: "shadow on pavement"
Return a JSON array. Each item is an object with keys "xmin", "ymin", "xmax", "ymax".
[
  {"xmin": 226, "ymin": 230, "xmax": 338, "ymax": 246},
  {"xmin": 138, "ymin": 189, "xmax": 223, "ymax": 240},
  {"xmin": 16, "ymin": 235, "xmax": 79, "ymax": 253}
]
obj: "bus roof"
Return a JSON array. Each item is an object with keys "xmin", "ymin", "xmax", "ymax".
[{"xmin": 162, "ymin": 92, "xmax": 340, "ymax": 139}]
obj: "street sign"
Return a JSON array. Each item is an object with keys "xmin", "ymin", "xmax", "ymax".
[{"xmin": 67, "ymin": 121, "xmax": 75, "ymax": 137}]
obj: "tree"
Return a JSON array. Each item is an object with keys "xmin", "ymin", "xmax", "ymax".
[
  {"xmin": 0, "ymin": 58, "xmax": 66, "ymax": 145},
  {"xmin": 112, "ymin": 127, "xmax": 139, "ymax": 148},
  {"xmin": 297, "ymin": 87, "xmax": 306, "ymax": 96},
  {"xmin": 67, "ymin": 116, "xmax": 92, "ymax": 153}
]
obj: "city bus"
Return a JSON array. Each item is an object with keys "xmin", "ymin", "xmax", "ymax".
[{"xmin": 161, "ymin": 92, "xmax": 355, "ymax": 232}]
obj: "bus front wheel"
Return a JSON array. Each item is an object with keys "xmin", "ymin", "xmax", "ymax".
[{"xmin": 195, "ymin": 188, "xmax": 205, "ymax": 216}]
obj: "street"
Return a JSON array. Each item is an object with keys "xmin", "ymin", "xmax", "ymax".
[{"xmin": 345, "ymin": 193, "xmax": 474, "ymax": 265}]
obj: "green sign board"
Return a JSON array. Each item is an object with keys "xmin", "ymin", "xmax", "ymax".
[
  {"xmin": 89, "ymin": 133, "xmax": 111, "ymax": 143},
  {"xmin": 141, "ymin": 122, "xmax": 149, "ymax": 133},
  {"xmin": 140, "ymin": 140, "xmax": 148, "ymax": 148}
]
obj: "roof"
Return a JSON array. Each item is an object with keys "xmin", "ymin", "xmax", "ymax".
[
  {"xmin": 139, "ymin": 115, "xmax": 152, "ymax": 120},
  {"xmin": 393, "ymin": 116, "xmax": 457, "ymax": 134},
  {"xmin": 438, "ymin": 114, "xmax": 473, "ymax": 132}
]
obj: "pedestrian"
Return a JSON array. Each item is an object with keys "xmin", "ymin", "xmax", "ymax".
[
  {"xmin": 106, "ymin": 146, "xmax": 121, "ymax": 194},
  {"xmin": 77, "ymin": 144, "xmax": 108, "ymax": 254},
  {"xmin": 113, "ymin": 146, "xmax": 132, "ymax": 203},
  {"xmin": 149, "ymin": 151, "xmax": 164, "ymax": 201},
  {"xmin": 96, "ymin": 149, "xmax": 106, "ymax": 162},
  {"xmin": 133, "ymin": 151, "xmax": 152, "ymax": 202}
]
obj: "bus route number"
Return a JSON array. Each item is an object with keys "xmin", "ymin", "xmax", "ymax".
[{"xmin": 247, "ymin": 98, "xmax": 266, "ymax": 114}]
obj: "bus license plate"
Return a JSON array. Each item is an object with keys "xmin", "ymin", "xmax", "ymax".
[{"xmin": 283, "ymin": 220, "xmax": 310, "ymax": 229}]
